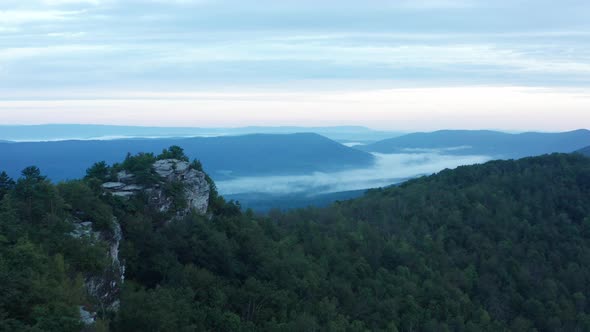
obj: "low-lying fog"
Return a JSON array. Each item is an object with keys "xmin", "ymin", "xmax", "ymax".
[{"xmin": 216, "ymin": 152, "xmax": 491, "ymax": 196}]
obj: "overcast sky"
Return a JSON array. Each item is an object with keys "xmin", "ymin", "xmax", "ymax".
[{"xmin": 1, "ymin": 0, "xmax": 589, "ymax": 130}]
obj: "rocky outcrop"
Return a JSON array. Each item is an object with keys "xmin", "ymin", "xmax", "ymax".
[
  {"xmin": 84, "ymin": 219, "xmax": 124, "ymax": 313},
  {"xmin": 101, "ymin": 159, "xmax": 210, "ymax": 217},
  {"xmin": 70, "ymin": 217, "xmax": 124, "ymax": 325},
  {"xmin": 73, "ymin": 159, "xmax": 209, "ymax": 326},
  {"xmin": 150, "ymin": 159, "xmax": 210, "ymax": 216}
]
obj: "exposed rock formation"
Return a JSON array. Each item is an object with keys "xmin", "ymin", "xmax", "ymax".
[
  {"xmin": 84, "ymin": 219, "xmax": 124, "ymax": 313},
  {"xmin": 73, "ymin": 159, "xmax": 209, "ymax": 325},
  {"xmin": 101, "ymin": 159, "xmax": 210, "ymax": 216},
  {"xmin": 151, "ymin": 159, "xmax": 210, "ymax": 215},
  {"xmin": 70, "ymin": 217, "xmax": 124, "ymax": 325}
]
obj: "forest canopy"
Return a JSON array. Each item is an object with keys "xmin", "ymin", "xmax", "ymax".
[{"xmin": 0, "ymin": 151, "xmax": 589, "ymax": 331}]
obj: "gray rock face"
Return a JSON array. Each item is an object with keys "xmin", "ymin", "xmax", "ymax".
[
  {"xmin": 117, "ymin": 170, "xmax": 135, "ymax": 182},
  {"xmin": 84, "ymin": 219, "xmax": 124, "ymax": 313},
  {"xmin": 70, "ymin": 221, "xmax": 97, "ymax": 239},
  {"xmin": 102, "ymin": 159, "xmax": 210, "ymax": 217},
  {"xmin": 149, "ymin": 159, "xmax": 210, "ymax": 216},
  {"xmin": 69, "ymin": 217, "xmax": 125, "ymax": 323},
  {"xmin": 79, "ymin": 306, "xmax": 96, "ymax": 326},
  {"xmin": 102, "ymin": 182, "xmax": 126, "ymax": 190}
]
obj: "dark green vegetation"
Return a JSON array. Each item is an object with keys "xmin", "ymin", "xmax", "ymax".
[
  {"xmin": 224, "ymin": 189, "xmax": 370, "ymax": 212},
  {"xmin": 1, "ymin": 150, "xmax": 590, "ymax": 331},
  {"xmin": 0, "ymin": 133, "xmax": 374, "ymax": 182},
  {"xmin": 0, "ymin": 167, "xmax": 110, "ymax": 331},
  {"xmin": 360, "ymin": 129, "xmax": 590, "ymax": 158}
]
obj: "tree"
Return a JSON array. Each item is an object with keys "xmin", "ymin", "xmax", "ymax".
[
  {"xmin": 85, "ymin": 161, "xmax": 111, "ymax": 182},
  {"xmin": 0, "ymin": 171, "xmax": 15, "ymax": 199},
  {"xmin": 121, "ymin": 152, "xmax": 157, "ymax": 185},
  {"xmin": 21, "ymin": 166, "xmax": 45, "ymax": 182},
  {"xmin": 158, "ymin": 146, "xmax": 189, "ymax": 162}
]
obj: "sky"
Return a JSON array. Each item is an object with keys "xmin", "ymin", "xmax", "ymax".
[{"xmin": 1, "ymin": 0, "xmax": 589, "ymax": 130}]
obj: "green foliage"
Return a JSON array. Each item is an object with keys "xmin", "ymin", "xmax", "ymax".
[
  {"xmin": 2, "ymin": 152, "xmax": 590, "ymax": 331},
  {"xmin": 86, "ymin": 161, "xmax": 112, "ymax": 182},
  {"xmin": 158, "ymin": 146, "xmax": 189, "ymax": 162},
  {"xmin": 162, "ymin": 181, "xmax": 188, "ymax": 214},
  {"xmin": 119, "ymin": 152, "xmax": 158, "ymax": 185},
  {"xmin": 0, "ymin": 166, "xmax": 116, "ymax": 330},
  {"xmin": 114, "ymin": 153, "xmax": 590, "ymax": 331},
  {"xmin": 0, "ymin": 239, "xmax": 84, "ymax": 332},
  {"xmin": 0, "ymin": 171, "xmax": 14, "ymax": 199},
  {"xmin": 58, "ymin": 180, "xmax": 114, "ymax": 231},
  {"xmin": 13, "ymin": 167, "xmax": 64, "ymax": 224}
]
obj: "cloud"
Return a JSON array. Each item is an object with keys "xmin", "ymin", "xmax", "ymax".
[
  {"xmin": 41, "ymin": 0, "xmax": 103, "ymax": 5},
  {"xmin": 142, "ymin": 0, "xmax": 211, "ymax": 4},
  {"xmin": 0, "ymin": 9, "xmax": 82, "ymax": 24},
  {"xmin": 0, "ymin": 0, "xmax": 589, "ymax": 121},
  {"xmin": 215, "ymin": 152, "xmax": 491, "ymax": 195},
  {"xmin": 151, "ymin": 41, "xmax": 590, "ymax": 75},
  {"xmin": 391, "ymin": 0, "xmax": 476, "ymax": 10},
  {"xmin": 0, "ymin": 45, "xmax": 111, "ymax": 61}
]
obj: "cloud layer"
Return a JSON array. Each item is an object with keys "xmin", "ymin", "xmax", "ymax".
[
  {"xmin": 0, "ymin": 0, "xmax": 589, "ymax": 129},
  {"xmin": 216, "ymin": 152, "xmax": 491, "ymax": 195}
]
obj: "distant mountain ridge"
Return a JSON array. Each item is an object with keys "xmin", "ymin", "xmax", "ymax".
[
  {"xmin": 360, "ymin": 129, "xmax": 590, "ymax": 158},
  {"xmin": 0, "ymin": 133, "xmax": 374, "ymax": 182},
  {"xmin": 0, "ymin": 124, "xmax": 401, "ymax": 143}
]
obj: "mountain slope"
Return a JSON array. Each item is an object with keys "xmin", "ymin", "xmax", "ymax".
[
  {"xmin": 578, "ymin": 145, "xmax": 590, "ymax": 156},
  {"xmin": 114, "ymin": 152, "xmax": 590, "ymax": 331},
  {"xmin": 2, "ymin": 151, "xmax": 590, "ymax": 330},
  {"xmin": 0, "ymin": 133, "xmax": 374, "ymax": 181},
  {"xmin": 270, "ymin": 153, "xmax": 590, "ymax": 331},
  {"xmin": 360, "ymin": 129, "xmax": 590, "ymax": 158}
]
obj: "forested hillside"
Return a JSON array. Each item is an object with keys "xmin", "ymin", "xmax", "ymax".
[
  {"xmin": 360, "ymin": 129, "xmax": 590, "ymax": 158},
  {"xmin": 1, "ymin": 151, "xmax": 590, "ymax": 331}
]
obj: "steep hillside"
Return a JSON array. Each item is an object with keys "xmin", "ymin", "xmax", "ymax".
[
  {"xmin": 0, "ymin": 146, "xmax": 216, "ymax": 330},
  {"xmin": 360, "ymin": 129, "xmax": 590, "ymax": 158},
  {"xmin": 0, "ymin": 133, "xmax": 374, "ymax": 181},
  {"xmin": 2, "ymin": 151, "xmax": 590, "ymax": 331}
]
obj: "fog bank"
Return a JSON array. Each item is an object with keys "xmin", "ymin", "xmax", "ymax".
[{"xmin": 216, "ymin": 152, "xmax": 491, "ymax": 195}]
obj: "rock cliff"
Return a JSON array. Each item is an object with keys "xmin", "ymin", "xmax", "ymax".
[
  {"xmin": 102, "ymin": 158, "xmax": 210, "ymax": 217},
  {"xmin": 71, "ymin": 158, "xmax": 210, "ymax": 326},
  {"xmin": 70, "ymin": 217, "xmax": 124, "ymax": 325}
]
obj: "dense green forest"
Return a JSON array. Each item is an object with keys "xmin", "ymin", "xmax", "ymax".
[{"xmin": 1, "ymin": 150, "xmax": 590, "ymax": 331}]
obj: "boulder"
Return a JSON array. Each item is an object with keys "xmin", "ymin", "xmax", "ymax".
[
  {"xmin": 117, "ymin": 170, "xmax": 135, "ymax": 183},
  {"xmin": 102, "ymin": 182, "xmax": 126, "ymax": 190}
]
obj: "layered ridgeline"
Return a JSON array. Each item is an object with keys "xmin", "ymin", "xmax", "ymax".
[
  {"xmin": 360, "ymin": 129, "xmax": 590, "ymax": 158},
  {"xmin": 0, "ymin": 125, "xmax": 400, "ymax": 144},
  {"xmin": 1, "ymin": 149, "xmax": 590, "ymax": 331},
  {"xmin": 0, "ymin": 133, "xmax": 374, "ymax": 182},
  {"xmin": 578, "ymin": 146, "xmax": 590, "ymax": 157}
]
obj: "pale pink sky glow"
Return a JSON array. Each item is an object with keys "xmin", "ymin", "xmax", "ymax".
[{"xmin": 1, "ymin": 86, "xmax": 589, "ymax": 131}]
